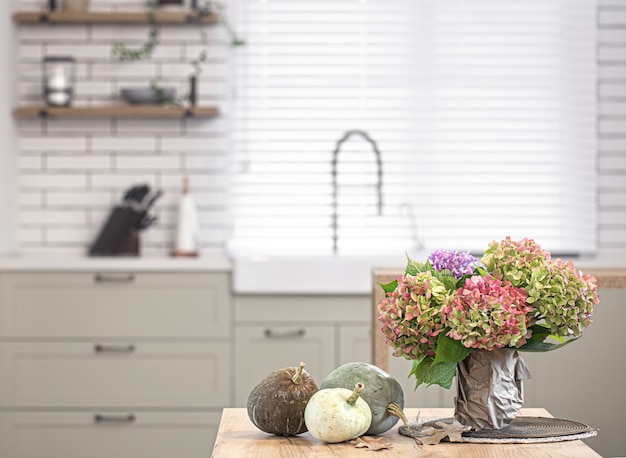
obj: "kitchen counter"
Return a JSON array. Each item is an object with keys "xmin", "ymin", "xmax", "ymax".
[
  {"xmin": 0, "ymin": 251, "xmax": 231, "ymax": 272},
  {"xmin": 211, "ymin": 408, "xmax": 600, "ymax": 457}
]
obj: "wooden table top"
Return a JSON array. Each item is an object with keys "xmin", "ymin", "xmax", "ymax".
[{"xmin": 211, "ymin": 408, "xmax": 601, "ymax": 457}]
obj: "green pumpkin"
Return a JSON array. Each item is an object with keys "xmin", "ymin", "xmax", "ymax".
[{"xmin": 320, "ymin": 362, "xmax": 407, "ymax": 435}]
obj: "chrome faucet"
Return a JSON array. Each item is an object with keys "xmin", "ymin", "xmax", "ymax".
[{"xmin": 331, "ymin": 130, "xmax": 383, "ymax": 254}]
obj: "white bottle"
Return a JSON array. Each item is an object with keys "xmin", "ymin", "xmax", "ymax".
[{"xmin": 173, "ymin": 177, "xmax": 199, "ymax": 257}]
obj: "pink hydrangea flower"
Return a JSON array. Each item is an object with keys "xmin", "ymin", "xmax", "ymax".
[
  {"xmin": 378, "ymin": 271, "xmax": 452, "ymax": 360},
  {"xmin": 442, "ymin": 275, "xmax": 534, "ymax": 350}
]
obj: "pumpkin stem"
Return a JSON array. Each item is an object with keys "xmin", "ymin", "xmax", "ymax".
[
  {"xmin": 292, "ymin": 361, "xmax": 305, "ymax": 384},
  {"xmin": 346, "ymin": 382, "xmax": 365, "ymax": 406},
  {"xmin": 387, "ymin": 402, "xmax": 409, "ymax": 426}
]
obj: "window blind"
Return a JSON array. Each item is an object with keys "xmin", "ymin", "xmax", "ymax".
[{"xmin": 229, "ymin": 0, "xmax": 597, "ymax": 256}]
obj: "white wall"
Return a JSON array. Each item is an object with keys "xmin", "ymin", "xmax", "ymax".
[
  {"xmin": 0, "ymin": 0, "xmax": 17, "ymax": 255},
  {"xmin": 598, "ymin": 1, "xmax": 626, "ymax": 253}
]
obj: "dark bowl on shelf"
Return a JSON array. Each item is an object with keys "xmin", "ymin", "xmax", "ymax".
[{"xmin": 121, "ymin": 87, "xmax": 177, "ymax": 105}]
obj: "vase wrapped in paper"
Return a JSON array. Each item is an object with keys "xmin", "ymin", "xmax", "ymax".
[{"xmin": 377, "ymin": 237, "xmax": 599, "ymax": 431}]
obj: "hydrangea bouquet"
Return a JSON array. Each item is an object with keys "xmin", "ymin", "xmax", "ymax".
[{"xmin": 377, "ymin": 237, "xmax": 599, "ymax": 390}]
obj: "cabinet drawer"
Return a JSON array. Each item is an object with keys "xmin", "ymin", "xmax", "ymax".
[
  {"xmin": 0, "ymin": 342, "xmax": 230, "ymax": 408},
  {"xmin": 0, "ymin": 272, "xmax": 230, "ymax": 338},
  {"xmin": 234, "ymin": 325, "xmax": 336, "ymax": 406},
  {"xmin": 0, "ymin": 411, "xmax": 221, "ymax": 458}
]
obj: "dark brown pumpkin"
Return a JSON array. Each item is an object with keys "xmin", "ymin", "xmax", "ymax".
[{"xmin": 247, "ymin": 362, "xmax": 319, "ymax": 436}]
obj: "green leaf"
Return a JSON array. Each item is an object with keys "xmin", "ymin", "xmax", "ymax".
[
  {"xmin": 432, "ymin": 334, "xmax": 473, "ymax": 366},
  {"xmin": 411, "ymin": 357, "xmax": 457, "ymax": 390},
  {"xmin": 404, "ymin": 253, "xmax": 424, "ymax": 276},
  {"xmin": 475, "ymin": 266, "xmax": 489, "ymax": 277},
  {"xmin": 380, "ymin": 279, "xmax": 398, "ymax": 294},
  {"xmin": 518, "ymin": 324, "xmax": 577, "ymax": 352},
  {"xmin": 439, "ymin": 275, "xmax": 459, "ymax": 292}
]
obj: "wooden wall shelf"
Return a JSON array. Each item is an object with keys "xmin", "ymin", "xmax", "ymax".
[
  {"xmin": 14, "ymin": 105, "xmax": 219, "ymax": 119},
  {"xmin": 14, "ymin": 11, "xmax": 218, "ymax": 25}
]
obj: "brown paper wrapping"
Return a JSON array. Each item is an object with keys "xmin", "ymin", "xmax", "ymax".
[{"xmin": 454, "ymin": 348, "xmax": 531, "ymax": 431}]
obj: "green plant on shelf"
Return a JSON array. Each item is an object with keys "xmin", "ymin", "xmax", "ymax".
[{"xmin": 112, "ymin": 0, "xmax": 244, "ymax": 105}]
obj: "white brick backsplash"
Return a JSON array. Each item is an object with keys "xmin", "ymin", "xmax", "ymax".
[
  {"xmin": 18, "ymin": 192, "xmax": 44, "ymax": 207},
  {"xmin": 197, "ymin": 209, "xmax": 230, "ymax": 225},
  {"xmin": 46, "ymin": 118, "xmax": 114, "ymax": 133},
  {"xmin": 600, "ymin": 156, "xmax": 626, "ymax": 171},
  {"xmin": 599, "ymin": 9, "xmax": 626, "ymax": 26},
  {"xmin": 184, "ymin": 44, "xmax": 229, "ymax": 60},
  {"xmin": 16, "ymin": 118, "xmax": 43, "ymax": 133},
  {"xmin": 151, "ymin": 44, "xmax": 184, "ymax": 60},
  {"xmin": 161, "ymin": 136, "xmax": 216, "ymax": 152},
  {"xmin": 198, "ymin": 228, "xmax": 229, "ymax": 245},
  {"xmin": 599, "ymin": 175, "xmax": 626, "ymax": 188},
  {"xmin": 20, "ymin": 136, "xmax": 88, "ymax": 152},
  {"xmin": 599, "ymin": 229, "xmax": 626, "ymax": 244},
  {"xmin": 46, "ymin": 227, "xmax": 93, "ymax": 244},
  {"xmin": 19, "ymin": 25, "xmax": 89, "ymax": 41},
  {"xmin": 18, "ymin": 155, "xmax": 43, "ymax": 171},
  {"xmin": 19, "ymin": 82, "xmax": 41, "ymax": 97},
  {"xmin": 600, "ymin": 210, "xmax": 626, "ymax": 224},
  {"xmin": 160, "ymin": 171, "xmax": 229, "ymax": 188},
  {"xmin": 19, "ymin": 63, "xmax": 89, "ymax": 80},
  {"xmin": 600, "ymin": 102, "xmax": 626, "ymax": 116},
  {"xmin": 47, "ymin": 191, "xmax": 115, "ymax": 207},
  {"xmin": 92, "ymin": 136, "xmax": 156, "ymax": 151},
  {"xmin": 47, "ymin": 44, "xmax": 115, "ymax": 60},
  {"xmin": 600, "ymin": 119, "xmax": 626, "ymax": 134},
  {"xmin": 599, "ymin": 83, "xmax": 626, "ymax": 99},
  {"xmin": 91, "ymin": 62, "xmax": 158, "ymax": 78},
  {"xmin": 19, "ymin": 44, "xmax": 43, "ymax": 60},
  {"xmin": 116, "ymin": 155, "xmax": 181, "ymax": 170},
  {"xmin": 91, "ymin": 173, "xmax": 157, "ymax": 188},
  {"xmin": 115, "ymin": 118, "xmax": 184, "ymax": 133},
  {"xmin": 75, "ymin": 81, "xmax": 115, "ymax": 97},
  {"xmin": 19, "ymin": 210, "xmax": 88, "ymax": 225},
  {"xmin": 90, "ymin": 24, "xmax": 155, "ymax": 41},
  {"xmin": 20, "ymin": 173, "xmax": 87, "ymax": 189},
  {"xmin": 47, "ymin": 155, "xmax": 112, "ymax": 170},
  {"xmin": 599, "ymin": 138, "xmax": 626, "ymax": 152},
  {"xmin": 184, "ymin": 154, "xmax": 228, "ymax": 170},
  {"xmin": 599, "ymin": 65, "xmax": 626, "ymax": 79},
  {"xmin": 185, "ymin": 117, "xmax": 230, "ymax": 133},
  {"xmin": 18, "ymin": 228, "xmax": 44, "ymax": 244},
  {"xmin": 600, "ymin": 192, "xmax": 626, "ymax": 206}
]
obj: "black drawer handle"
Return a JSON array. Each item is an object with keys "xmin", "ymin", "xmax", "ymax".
[
  {"xmin": 94, "ymin": 343, "xmax": 136, "ymax": 353},
  {"xmin": 94, "ymin": 413, "xmax": 136, "ymax": 424},
  {"xmin": 264, "ymin": 328, "xmax": 306, "ymax": 339},
  {"xmin": 94, "ymin": 273, "xmax": 135, "ymax": 283}
]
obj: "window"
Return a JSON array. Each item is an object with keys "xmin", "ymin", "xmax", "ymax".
[{"xmin": 230, "ymin": 0, "xmax": 597, "ymax": 256}]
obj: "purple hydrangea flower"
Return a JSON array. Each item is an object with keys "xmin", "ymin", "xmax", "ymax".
[{"xmin": 427, "ymin": 249, "xmax": 479, "ymax": 279}]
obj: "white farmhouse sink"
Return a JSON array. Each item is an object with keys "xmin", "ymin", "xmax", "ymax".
[{"xmin": 232, "ymin": 255, "xmax": 407, "ymax": 295}]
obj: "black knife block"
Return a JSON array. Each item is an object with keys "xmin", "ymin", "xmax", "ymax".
[{"xmin": 89, "ymin": 207, "xmax": 144, "ymax": 257}]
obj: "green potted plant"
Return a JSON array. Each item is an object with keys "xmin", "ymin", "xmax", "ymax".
[{"xmin": 111, "ymin": 0, "xmax": 244, "ymax": 106}]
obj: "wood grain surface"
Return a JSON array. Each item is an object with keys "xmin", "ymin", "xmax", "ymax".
[
  {"xmin": 14, "ymin": 11, "xmax": 218, "ymax": 24},
  {"xmin": 14, "ymin": 105, "xmax": 219, "ymax": 119},
  {"xmin": 212, "ymin": 408, "xmax": 601, "ymax": 457}
]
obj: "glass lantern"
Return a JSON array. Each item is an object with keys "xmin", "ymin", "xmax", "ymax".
[{"xmin": 42, "ymin": 56, "xmax": 76, "ymax": 107}]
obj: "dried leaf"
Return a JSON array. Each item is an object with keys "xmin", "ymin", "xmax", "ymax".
[
  {"xmin": 349, "ymin": 436, "xmax": 394, "ymax": 451},
  {"xmin": 416, "ymin": 420, "xmax": 471, "ymax": 445}
]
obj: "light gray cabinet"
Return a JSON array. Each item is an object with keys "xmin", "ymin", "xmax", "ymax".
[
  {"xmin": 233, "ymin": 295, "xmax": 371, "ymax": 406},
  {"xmin": 0, "ymin": 271, "xmax": 231, "ymax": 458},
  {"xmin": 0, "ymin": 412, "xmax": 222, "ymax": 458}
]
